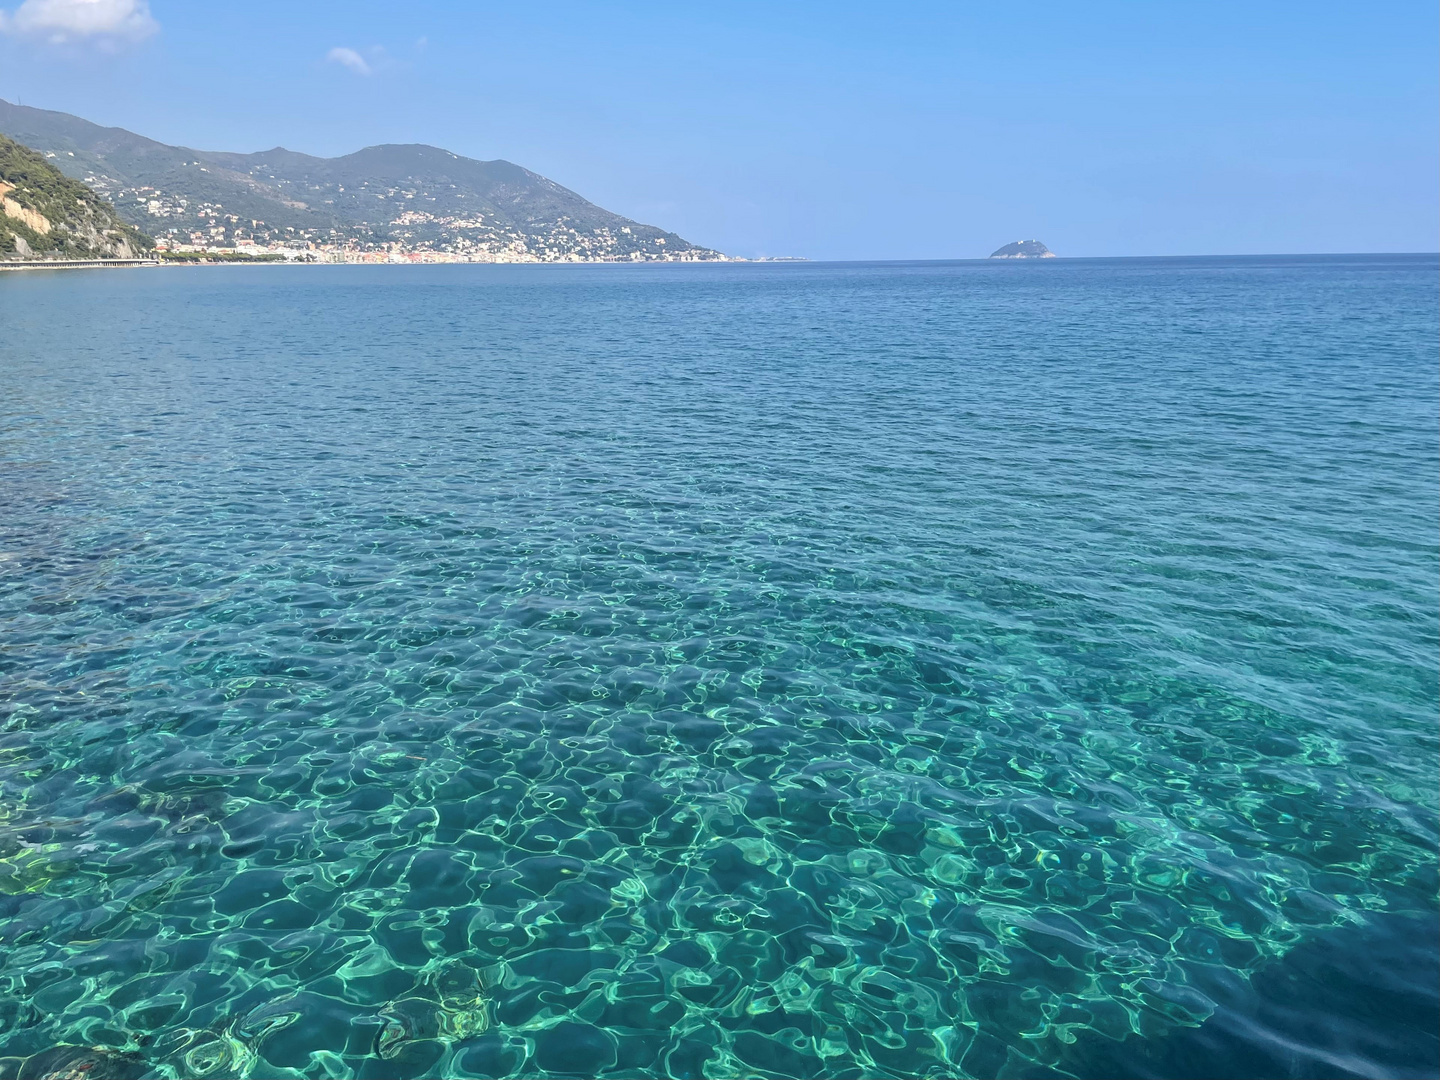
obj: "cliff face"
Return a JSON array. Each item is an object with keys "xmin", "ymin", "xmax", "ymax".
[{"xmin": 0, "ymin": 134, "xmax": 153, "ymax": 260}]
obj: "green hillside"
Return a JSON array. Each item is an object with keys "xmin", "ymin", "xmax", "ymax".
[
  {"xmin": 0, "ymin": 98, "xmax": 722, "ymax": 261},
  {"xmin": 0, "ymin": 133, "xmax": 154, "ymax": 261}
]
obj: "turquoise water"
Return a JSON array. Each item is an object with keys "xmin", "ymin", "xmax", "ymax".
[{"xmin": 0, "ymin": 256, "xmax": 1435, "ymax": 1080}]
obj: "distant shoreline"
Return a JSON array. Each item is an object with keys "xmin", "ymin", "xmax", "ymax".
[
  {"xmin": 0, "ymin": 258, "xmax": 160, "ymax": 272},
  {"xmin": 0, "ymin": 255, "xmax": 797, "ymax": 270},
  {"xmin": 4, "ymin": 253, "xmax": 1432, "ymax": 274}
]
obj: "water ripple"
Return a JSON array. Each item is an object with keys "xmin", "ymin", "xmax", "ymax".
[{"xmin": 0, "ymin": 256, "xmax": 1435, "ymax": 1079}]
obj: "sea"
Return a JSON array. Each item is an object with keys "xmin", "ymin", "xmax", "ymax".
[{"xmin": 0, "ymin": 255, "xmax": 1436, "ymax": 1080}]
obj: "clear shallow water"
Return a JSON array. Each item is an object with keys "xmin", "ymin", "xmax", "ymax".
[{"xmin": 0, "ymin": 256, "xmax": 1435, "ymax": 1080}]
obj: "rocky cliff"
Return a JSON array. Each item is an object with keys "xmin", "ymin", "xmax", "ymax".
[{"xmin": 0, "ymin": 133, "xmax": 153, "ymax": 260}]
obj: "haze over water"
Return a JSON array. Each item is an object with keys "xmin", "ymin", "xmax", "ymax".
[{"xmin": 1, "ymin": 257, "xmax": 1436, "ymax": 1079}]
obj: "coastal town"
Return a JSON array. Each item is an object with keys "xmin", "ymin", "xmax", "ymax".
[
  {"xmin": 78, "ymin": 168, "xmax": 732, "ymax": 264},
  {"xmin": 0, "ymin": 113, "xmax": 737, "ymax": 263},
  {"xmin": 5, "ymin": 109, "xmax": 773, "ymax": 268}
]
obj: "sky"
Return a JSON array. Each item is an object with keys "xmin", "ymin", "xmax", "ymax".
[{"xmin": 0, "ymin": 0, "xmax": 1435, "ymax": 260}]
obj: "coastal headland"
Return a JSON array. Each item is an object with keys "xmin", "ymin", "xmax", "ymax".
[{"xmin": 0, "ymin": 98, "xmax": 730, "ymax": 265}]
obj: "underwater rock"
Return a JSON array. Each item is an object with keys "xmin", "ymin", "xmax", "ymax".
[
  {"xmin": 0, "ymin": 849, "xmax": 59, "ymax": 896},
  {"xmin": 376, "ymin": 997, "xmax": 442, "ymax": 1058},
  {"xmin": 157, "ymin": 1029, "xmax": 256, "ymax": 1079},
  {"xmin": 16, "ymin": 1046, "xmax": 146, "ymax": 1080},
  {"xmin": 374, "ymin": 979, "xmax": 490, "ymax": 1060}
]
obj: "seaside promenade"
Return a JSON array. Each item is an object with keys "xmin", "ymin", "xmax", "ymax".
[{"xmin": 0, "ymin": 257, "xmax": 160, "ymax": 271}]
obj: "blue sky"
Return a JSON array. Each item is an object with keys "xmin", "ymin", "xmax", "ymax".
[{"xmin": 1, "ymin": 0, "xmax": 1435, "ymax": 259}]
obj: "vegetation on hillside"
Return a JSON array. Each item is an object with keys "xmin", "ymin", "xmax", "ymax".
[
  {"xmin": 158, "ymin": 250, "xmax": 287, "ymax": 263},
  {"xmin": 0, "ymin": 134, "xmax": 154, "ymax": 260},
  {"xmin": 0, "ymin": 99, "xmax": 721, "ymax": 260}
]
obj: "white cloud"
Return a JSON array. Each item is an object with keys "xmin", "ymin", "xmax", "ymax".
[
  {"xmin": 0, "ymin": 0, "xmax": 157, "ymax": 43},
  {"xmin": 326, "ymin": 46, "xmax": 372, "ymax": 76}
]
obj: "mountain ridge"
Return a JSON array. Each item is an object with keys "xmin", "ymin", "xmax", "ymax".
[{"xmin": 0, "ymin": 99, "xmax": 723, "ymax": 261}]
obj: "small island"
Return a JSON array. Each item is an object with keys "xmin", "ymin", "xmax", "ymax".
[{"xmin": 989, "ymin": 240, "xmax": 1056, "ymax": 259}]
